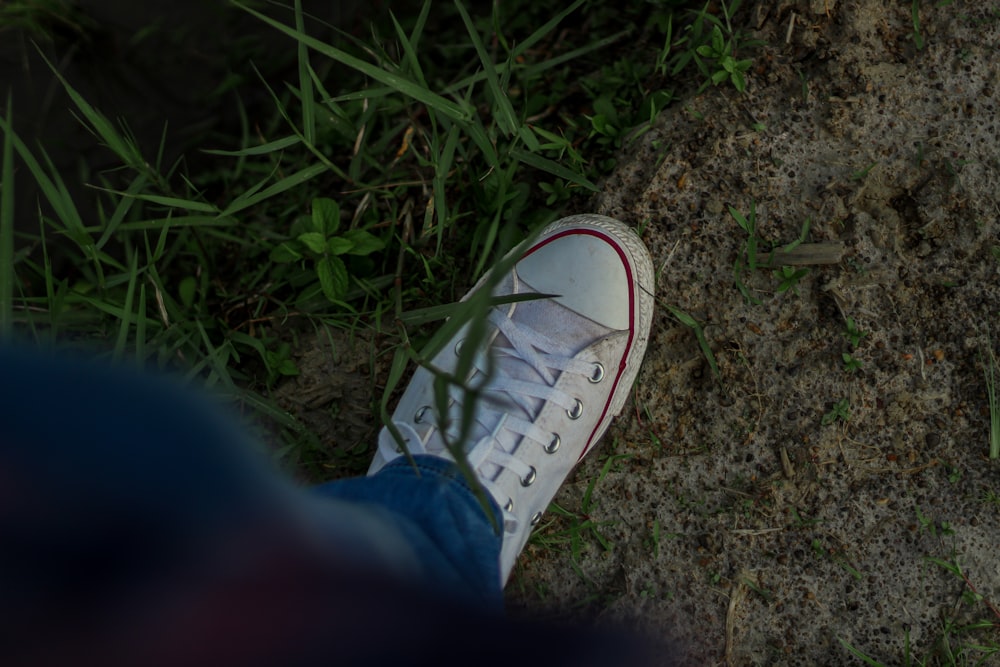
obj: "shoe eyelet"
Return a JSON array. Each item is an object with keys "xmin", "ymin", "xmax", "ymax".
[
  {"xmin": 544, "ymin": 433, "xmax": 561, "ymax": 454},
  {"xmin": 520, "ymin": 466, "xmax": 537, "ymax": 487},
  {"xmin": 567, "ymin": 399, "xmax": 583, "ymax": 420},
  {"xmin": 504, "ymin": 498, "xmax": 514, "ymax": 512},
  {"xmin": 414, "ymin": 406, "xmax": 431, "ymax": 423},
  {"xmin": 454, "ymin": 339, "xmax": 465, "ymax": 355},
  {"xmin": 530, "ymin": 511, "xmax": 543, "ymax": 526},
  {"xmin": 588, "ymin": 362, "xmax": 605, "ymax": 383}
]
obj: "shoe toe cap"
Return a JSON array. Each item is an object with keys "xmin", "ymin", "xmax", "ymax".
[{"xmin": 515, "ymin": 229, "xmax": 634, "ymax": 330}]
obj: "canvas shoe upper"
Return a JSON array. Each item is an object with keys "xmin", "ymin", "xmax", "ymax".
[{"xmin": 368, "ymin": 214, "xmax": 655, "ymax": 585}]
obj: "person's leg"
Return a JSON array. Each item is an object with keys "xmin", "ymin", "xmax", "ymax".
[
  {"xmin": 0, "ymin": 213, "xmax": 658, "ymax": 666},
  {"xmin": 312, "ymin": 456, "xmax": 504, "ymax": 609}
]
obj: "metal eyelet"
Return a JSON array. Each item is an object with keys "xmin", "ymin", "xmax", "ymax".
[
  {"xmin": 567, "ymin": 399, "xmax": 583, "ymax": 420},
  {"xmin": 544, "ymin": 433, "xmax": 561, "ymax": 454},
  {"xmin": 589, "ymin": 362, "xmax": 605, "ymax": 383},
  {"xmin": 530, "ymin": 511, "xmax": 543, "ymax": 526},
  {"xmin": 454, "ymin": 339, "xmax": 465, "ymax": 355},
  {"xmin": 520, "ymin": 466, "xmax": 537, "ymax": 487},
  {"xmin": 414, "ymin": 405, "xmax": 431, "ymax": 423},
  {"xmin": 504, "ymin": 498, "xmax": 514, "ymax": 512}
]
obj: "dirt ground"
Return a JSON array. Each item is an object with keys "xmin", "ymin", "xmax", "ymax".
[
  {"xmin": 277, "ymin": 1, "xmax": 1000, "ymax": 664},
  {"xmin": 510, "ymin": 1, "xmax": 1000, "ymax": 664}
]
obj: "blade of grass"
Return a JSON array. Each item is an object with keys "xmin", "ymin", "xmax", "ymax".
[
  {"xmin": 510, "ymin": 147, "xmax": 597, "ymax": 191},
  {"xmin": 981, "ymin": 333, "xmax": 999, "ymax": 459},
  {"xmin": 71, "ymin": 291, "xmax": 158, "ymax": 328},
  {"xmin": 134, "ymin": 282, "xmax": 147, "ymax": 368},
  {"xmin": 407, "ymin": 0, "xmax": 432, "ymax": 56},
  {"xmin": 0, "ymin": 114, "xmax": 89, "ymax": 245},
  {"xmin": 294, "ymin": 0, "xmax": 316, "ymax": 145},
  {"xmin": 442, "ymin": 28, "xmax": 630, "ymax": 98},
  {"xmin": 35, "ymin": 47, "xmax": 145, "ymax": 171},
  {"xmin": 218, "ymin": 163, "xmax": 328, "ymax": 218},
  {"xmin": 432, "ymin": 123, "xmax": 461, "ymax": 244},
  {"xmin": 511, "ymin": 0, "xmax": 586, "ymax": 56},
  {"xmin": 454, "ymin": 0, "xmax": 518, "ymax": 138},
  {"xmin": 95, "ymin": 189, "xmax": 219, "ymax": 214},
  {"xmin": 202, "ymin": 134, "xmax": 302, "ymax": 157},
  {"xmin": 665, "ymin": 303, "xmax": 721, "ymax": 380},
  {"xmin": 397, "ymin": 292, "xmax": 553, "ymax": 327},
  {"xmin": 191, "ymin": 320, "xmax": 236, "ymax": 390},
  {"xmin": 38, "ymin": 213, "xmax": 57, "ymax": 339},
  {"xmin": 1, "ymin": 91, "xmax": 14, "ymax": 338},
  {"xmin": 253, "ymin": 63, "xmax": 351, "ymax": 182},
  {"xmin": 95, "ymin": 174, "xmax": 147, "ymax": 250},
  {"xmin": 88, "ymin": 215, "xmax": 237, "ymax": 233},
  {"xmin": 837, "ymin": 637, "xmax": 887, "ymax": 667},
  {"xmin": 390, "ymin": 3, "xmax": 429, "ymax": 87},
  {"xmin": 379, "ymin": 344, "xmax": 419, "ymax": 470},
  {"xmin": 235, "ymin": 1, "xmax": 472, "ymax": 123},
  {"xmin": 112, "ymin": 249, "xmax": 140, "ymax": 363}
]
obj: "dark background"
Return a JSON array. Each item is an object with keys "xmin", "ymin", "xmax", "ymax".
[{"xmin": 1, "ymin": 0, "xmax": 367, "ymax": 236}]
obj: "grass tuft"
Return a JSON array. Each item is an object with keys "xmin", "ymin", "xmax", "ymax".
[{"xmin": 1, "ymin": 91, "xmax": 14, "ymax": 338}]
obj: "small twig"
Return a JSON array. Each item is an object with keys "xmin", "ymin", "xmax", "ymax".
[
  {"xmin": 725, "ymin": 579, "xmax": 748, "ymax": 666},
  {"xmin": 761, "ymin": 242, "xmax": 845, "ymax": 266},
  {"xmin": 785, "ymin": 11, "xmax": 796, "ymax": 44}
]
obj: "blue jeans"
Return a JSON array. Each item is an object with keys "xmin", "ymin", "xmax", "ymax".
[
  {"xmin": 1, "ymin": 346, "xmax": 656, "ymax": 666},
  {"xmin": 311, "ymin": 456, "xmax": 504, "ymax": 608}
]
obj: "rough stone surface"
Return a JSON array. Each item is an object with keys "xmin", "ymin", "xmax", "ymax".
[{"xmin": 503, "ymin": 1, "xmax": 1000, "ymax": 664}]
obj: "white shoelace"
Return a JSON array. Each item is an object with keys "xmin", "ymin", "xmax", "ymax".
[{"xmin": 377, "ymin": 307, "xmax": 603, "ymax": 531}]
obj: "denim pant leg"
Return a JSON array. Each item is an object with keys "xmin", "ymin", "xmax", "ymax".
[
  {"xmin": 311, "ymin": 456, "xmax": 505, "ymax": 611},
  {"xmin": 0, "ymin": 346, "xmax": 503, "ymax": 618}
]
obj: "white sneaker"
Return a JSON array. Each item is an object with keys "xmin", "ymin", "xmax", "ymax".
[{"xmin": 368, "ymin": 214, "xmax": 655, "ymax": 585}]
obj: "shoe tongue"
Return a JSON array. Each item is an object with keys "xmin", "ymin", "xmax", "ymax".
[{"xmin": 439, "ymin": 271, "xmax": 616, "ymax": 483}]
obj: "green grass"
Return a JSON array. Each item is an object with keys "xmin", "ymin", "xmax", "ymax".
[
  {"xmin": 0, "ymin": 0, "xmax": 752, "ymax": 475},
  {"xmin": 0, "ymin": 1, "xmax": 759, "ymax": 478},
  {"xmin": 981, "ymin": 333, "xmax": 1000, "ymax": 459},
  {"xmin": 525, "ymin": 452, "xmax": 632, "ymax": 583},
  {"xmin": 839, "ymin": 551, "xmax": 1000, "ymax": 666},
  {"xmin": 1, "ymin": 92, "xmax": 14, "ymax": 339}
]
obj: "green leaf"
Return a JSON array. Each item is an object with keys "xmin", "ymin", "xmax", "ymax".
[
  {"xmin": 327, "ymin": 236, "xmax": 354, "ymax": 255},
  {"xmin": 711, "ymin": 26, "xmax": 725, "ymax": 53},
  {"xmin": 298, "ymin": 232, "xmax": 327, "ymax": 254},
  {"xmin": 312, "ymin": 197, "xmax": 340, "ymax": 235},
  {"xmin": 178, "ymin": 276, "xmax": 198, "ymax": 308},
  {"xmin": 277, "ymin": 358, "xmax": 300, "ymax": 376},
  {"xmin": 316, "ymin": 256, "xmax": 348, "ymax": 301},
  {"xmin": 341, "ymin": 229, "xmax": 385, "ymax": 256},
  {"xmin": 732, "ymin": 71, "xmax": 747, "ymax": 92},
  {"xmin": 270, "ymin": 241, "xmax": 303, "ymax": 263}
]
